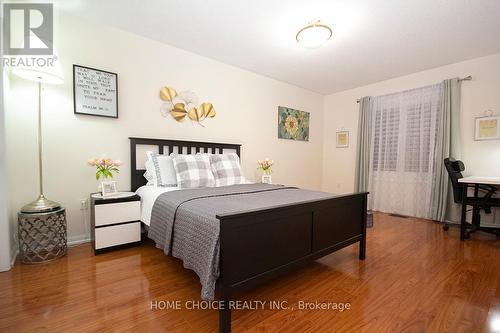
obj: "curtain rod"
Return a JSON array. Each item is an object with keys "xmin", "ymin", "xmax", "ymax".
[
  {"xmin": 459, "ymin": 75, "xmax": 472, "ymax": 82},
  {"xmin": 356, "ymin": 75, "xmax": 472, "ymax": 103}
]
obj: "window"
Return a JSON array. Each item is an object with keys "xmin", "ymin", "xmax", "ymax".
[
  {"xmin": 372, "ymin": 107, "xmax": 400, "ymax": 171},
  {"xmin": 372, "ymin": 102, "xmax": 439, "ymax": 173},
  {"xmin": 404, "ymin": 103, "xmax": 439, "ymax": 173},
  {"xmin": 368, "ymin": 83, "xmax": 444, "ymax": 220}
]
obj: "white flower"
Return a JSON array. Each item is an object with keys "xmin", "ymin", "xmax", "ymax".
[{"xmin": 178, "ymin": 91, "xmax": 199, "ymax": 106}]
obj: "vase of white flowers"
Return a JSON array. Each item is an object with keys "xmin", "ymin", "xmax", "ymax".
[{"xmin": 257, "ymin": 158, "xmax": 274, "ymax": 184}]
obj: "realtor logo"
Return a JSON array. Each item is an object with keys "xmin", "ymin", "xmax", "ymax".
[{"xmin": 3, "ymin": 3, "xmax": 54, "ymax": 55}]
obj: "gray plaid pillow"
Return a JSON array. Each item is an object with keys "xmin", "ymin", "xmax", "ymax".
[
  {"xmin": 209, "ymin": 153, "xmax": 246, "ymax": 186},
  {"xmin": 172, "ymin": 154, "xmax": 215, "ymax": 189}
]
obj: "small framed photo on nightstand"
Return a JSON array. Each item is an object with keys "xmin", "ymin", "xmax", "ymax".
[{"xmin": 101, "ymin": 181, "xmax": 118, "ymax": 197}]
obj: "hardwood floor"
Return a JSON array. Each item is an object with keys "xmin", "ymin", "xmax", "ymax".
[{"xmin": 0, "ymin": 213, "xmax": 499, "ymax": 332}]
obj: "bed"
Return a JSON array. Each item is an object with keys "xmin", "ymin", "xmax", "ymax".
[{"xmin": 130, "ymin": 137, "xmax": 368, "ymax": 333}]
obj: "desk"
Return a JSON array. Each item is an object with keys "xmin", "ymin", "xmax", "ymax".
[
  {"xmin": 458, "ymin": 176, "xmax": 500, "ymax": 240},
  {"xmin": 459, "ymin": 176, "xmax": 500, "ymax": 186}
]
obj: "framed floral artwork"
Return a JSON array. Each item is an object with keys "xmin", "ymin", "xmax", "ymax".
[{"xmin": 278, "ymin": 106, "xmax": 310, "ymax": 141}]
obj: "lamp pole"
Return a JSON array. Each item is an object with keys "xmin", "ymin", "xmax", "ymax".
[
  {"xmin": 38, "ymin": 80, "xmax": 43, "ymax": 196},
  {"xmin": 20, "ymin": 80, "xmax": 61, "ymax": 213}
]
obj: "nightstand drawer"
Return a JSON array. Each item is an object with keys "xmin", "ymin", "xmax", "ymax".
[
  {"xmin": 95, "ymin": 201, "xmax": 140, "ymax": 226},
  {"xmin": 95, "ymin": 222, "xmax": 141, "ymax": 249}
]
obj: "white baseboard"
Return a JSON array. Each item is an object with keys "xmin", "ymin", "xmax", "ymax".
[
  {"xmin": 68, "ymin": 234, "xmax": 91, "ymax": 246},
  {"xmin": 10, "ymin": 245, "xmax": 18, "ymax": 267}
]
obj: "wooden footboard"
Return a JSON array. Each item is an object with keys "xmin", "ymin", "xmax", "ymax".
[{"xmin": 216, "ymin": 192, "xmax": 368, "ymax": 333}]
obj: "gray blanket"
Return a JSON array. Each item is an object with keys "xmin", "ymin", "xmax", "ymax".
[{"xmin": 148, "ymin": 183, "xmax": 335, "ymax": 300}]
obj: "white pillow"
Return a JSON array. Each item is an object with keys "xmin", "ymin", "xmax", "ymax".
[
  {"xmin": 147, "ymin": 152, "xmax": 177, "ymax": 187},
  {"xmin": 172, "ymin": 154, "xmax": 215, "ymax": 189}
]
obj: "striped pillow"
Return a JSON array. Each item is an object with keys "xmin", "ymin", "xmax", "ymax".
[
  {"xmin": 209, "ymin": 153, "xmax": 246, "ymax": 187},
  {"xmin": 172, "ymin": 154, "xmax": 215, "ymax": 189}
]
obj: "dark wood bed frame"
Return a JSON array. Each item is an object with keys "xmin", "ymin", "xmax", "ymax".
[{"xmin": 130, "ymin": 137, "xmax": 368, "ymax": 333}]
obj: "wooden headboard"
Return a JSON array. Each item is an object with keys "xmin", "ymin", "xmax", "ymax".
[{"xmin": 129, "ymin": 137, "xmax": 242, "ymax": 191}]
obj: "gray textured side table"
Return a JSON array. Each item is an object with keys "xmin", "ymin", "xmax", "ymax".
[{"xmin": 18, "ymin": 208, "xmax": 67, "ymax": 264}]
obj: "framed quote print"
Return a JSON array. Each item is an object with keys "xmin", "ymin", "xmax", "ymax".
[
  {"xmin": 475, "ymin": 116, "xmax": 500, "ymax": 140},
  {"xmin": 73, "ymin": 64, "xmax": 118, "ymax": 118}
]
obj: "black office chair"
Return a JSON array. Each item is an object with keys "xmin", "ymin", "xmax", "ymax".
[{"xmin": 443, "ymin": 158, "xmax": 500, "ymax": 238}]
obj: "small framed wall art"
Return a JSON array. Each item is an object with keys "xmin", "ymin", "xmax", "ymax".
[
  {"xmin": 336, "ymin": 131, "xmax": 349, "ymax": 148},
  {"xmin": 475, "ymin": 115, "xmax": 500, "ymax": 140},
  {"xmin": 73, "ymin": 64, "xmax": 118, "ymax": 118}
]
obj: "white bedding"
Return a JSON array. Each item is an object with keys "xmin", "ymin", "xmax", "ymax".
[
  {"xmin": 136, "ymin": 180, "xmax": 254, "ymax": 225},
  {"xmin": 136, "ymin": 186, "xmax": 180, "ymax": 225}
]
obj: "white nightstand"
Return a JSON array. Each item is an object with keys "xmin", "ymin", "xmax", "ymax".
[{"xmin": 90, "ymin": 193, "xmax": 142, "ymax": 254}]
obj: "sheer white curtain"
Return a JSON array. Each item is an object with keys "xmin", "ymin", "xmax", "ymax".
[{"xmin": 368, "ymin": 83, "xmax": 443, "ymax": 219}]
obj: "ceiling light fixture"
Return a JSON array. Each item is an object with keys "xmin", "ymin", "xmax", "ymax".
[{"xmin": 296, "ymin": 20, "xmax": 332, "ymax": 49}]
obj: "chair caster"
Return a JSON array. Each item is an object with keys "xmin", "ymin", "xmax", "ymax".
[{"xmin": 443, "ymin": 224, "xmax": 449, "ymax": 231}]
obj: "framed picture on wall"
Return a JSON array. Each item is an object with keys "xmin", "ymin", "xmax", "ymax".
[
  {"xmin": 475, "ymin": 116, "xmax": 500, "ymax": 140},
  {"xmin": 73, "ymin": 64, "xmax": 118, "ymax": 118},
  {"xmin": 336, "ymin": 131, "xmax": 349, "ymax": 148},
  {"xmin": 277, "ymin": 106, "xmax": 310, "ymax": 141}
]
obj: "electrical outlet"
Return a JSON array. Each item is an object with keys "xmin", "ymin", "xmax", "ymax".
[{"xmin": 80, "ymin": 199, "xmax": 88, "ymax": 210}]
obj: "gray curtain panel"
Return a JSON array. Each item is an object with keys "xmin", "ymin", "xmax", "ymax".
[
  {"xmin": 354, "ymin": 97, "xmax": 372, "ymax": 192},
  {"xmin": 430, "ymin": 78, "xmax": 461, "ymax": 221}
]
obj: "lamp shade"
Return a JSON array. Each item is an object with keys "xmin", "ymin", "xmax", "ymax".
[
  {"xmin": 11, "ymin": 39, "xmax": 64, "ymax": 85},
  {"xmin": 12, "ymin": 63, "xmax": 63, "ymax": 84}
]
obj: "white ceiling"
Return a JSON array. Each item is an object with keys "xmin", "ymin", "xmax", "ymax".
[{"xmin": 54, "ymin": 0, "xmax": 500, "ymax": 95}]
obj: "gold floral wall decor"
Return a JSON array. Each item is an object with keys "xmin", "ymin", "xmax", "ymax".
[{"xmin": 159, "ymin": 86, "xmax": 216, "ymax": 127}]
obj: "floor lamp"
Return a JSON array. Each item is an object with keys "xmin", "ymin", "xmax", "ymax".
[{"xmin": 12, "ymin": 59, "xmax": 64, "ymax": 213}]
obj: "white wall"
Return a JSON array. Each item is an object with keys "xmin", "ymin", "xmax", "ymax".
[
  {"xmin": 1, "ymin": 0, "xmax": 12, "ymax": 270},
  {"xmin": 5, "ymin": 13, "xmax": 324, "ymax": 243},
  {"xmin": 1, "ymin": 69, "xmax": 13, "ymax": 271},
  {"xmin": 322, "ymin": 53, "xmax": 500, "ymax": 223}
]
